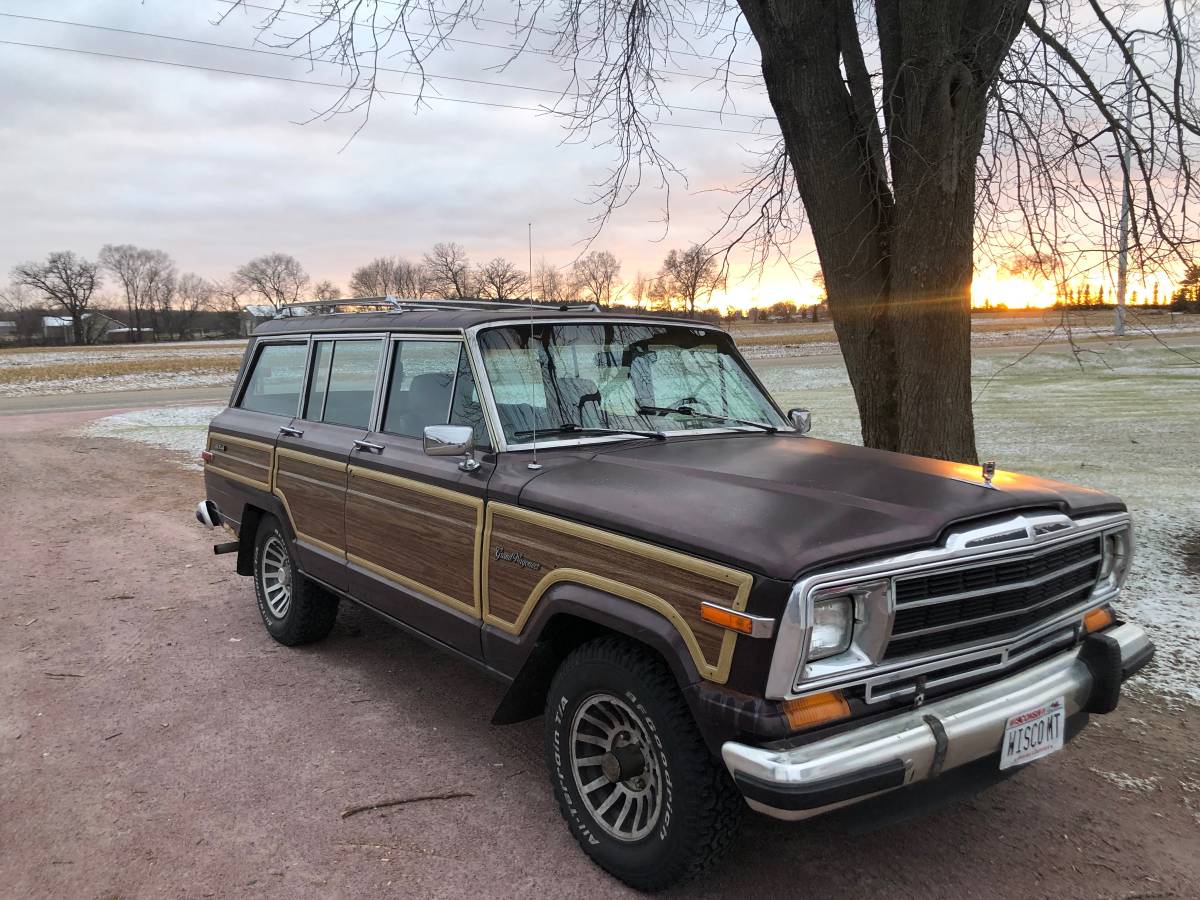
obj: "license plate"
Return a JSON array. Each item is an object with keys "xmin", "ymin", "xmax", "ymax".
[{"xmin": 999, "ymin": 696, "xmax": 1065, "ymax": 770}]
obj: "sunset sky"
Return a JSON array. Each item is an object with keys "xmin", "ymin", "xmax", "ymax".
[{"xmin": 0, "ymin": 1, "xmax": 1181, "ymax": 312}]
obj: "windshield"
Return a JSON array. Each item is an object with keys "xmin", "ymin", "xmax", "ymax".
[{"xmin": 476, "ymin": 322, "xmax": 787, "ymax": 445}]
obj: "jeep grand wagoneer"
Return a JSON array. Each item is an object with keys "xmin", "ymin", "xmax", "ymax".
[{"xmin": 197, "ymin": 298, "xmax": 1154, "ymax": 890}]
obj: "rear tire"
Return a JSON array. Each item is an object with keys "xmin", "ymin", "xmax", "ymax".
[
  {"xmin": 545, "ymin": 637, "xmax": 743, "ymax": 891},
  {"xmin": 252, "ymin": 515, "xmax": 338, "ymax": 645}
]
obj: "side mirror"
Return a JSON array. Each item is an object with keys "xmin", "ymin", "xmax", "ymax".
[
  {"xmin": 423, "ymin": 425, "xmax": 480, "ymax": 472},
  {"xmin": 787, "ymin": 408, "xmax": 812, "ymax": 435}
]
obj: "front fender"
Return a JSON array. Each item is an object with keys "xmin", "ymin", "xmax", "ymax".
[{"xmin": 485, "ymin": 581, "xmax": 703, "ymax": 725}]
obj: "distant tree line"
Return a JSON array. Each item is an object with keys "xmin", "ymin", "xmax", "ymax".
[{"xmin": 1, "ymin": 240, "xmax": 749, "ymax": 345}]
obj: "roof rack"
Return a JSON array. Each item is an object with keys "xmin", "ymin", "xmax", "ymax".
[
  {"xmin": 274, "ymin": 296, "xmax": 602, "ymax": 318},
  {"xmin": 275, "ymin": 298, "xmax": 403, "ymax": 318}
]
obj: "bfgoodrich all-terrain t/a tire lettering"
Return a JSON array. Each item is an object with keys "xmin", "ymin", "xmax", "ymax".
[
  {"xmin": 545, "ymin": 637, "xmax": 744, "ymax": 891},
  {"xmin": 252, "ymin": 514, "xmax": 339, "ymax": 646}
]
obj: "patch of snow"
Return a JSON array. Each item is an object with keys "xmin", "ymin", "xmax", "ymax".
[
  {"xmin": 0, "ymin": 340, "xmax": 245, "ymax": 368},
  {"xmin": 82, "ymin": 405, "xmax": 224, "ymax": 468},
  {"xmin": 1089, "ymin": 769, "xmax": 1162, "ymax": 793},
  {"xmin": 1, "ymin": 371, "xmax": 236, "ymax": 397}
]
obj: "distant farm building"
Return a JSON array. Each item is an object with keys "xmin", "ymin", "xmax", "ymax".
[
  {"xmin": 41, "ymin": 313, "xmax": 153, "ymax": 344},
  {"xmin": 239, "ymin": 305, "xmax": 276, "ymax": 335}
]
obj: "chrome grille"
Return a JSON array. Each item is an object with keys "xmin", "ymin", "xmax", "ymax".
[{"xmin": 883, "ymin": 536, "xmax": 1103, "ymax": 661}]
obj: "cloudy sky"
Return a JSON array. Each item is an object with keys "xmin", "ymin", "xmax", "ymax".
[{"xmin": 1, "ymin": 0, "xmax": 831, "ymax": 307}]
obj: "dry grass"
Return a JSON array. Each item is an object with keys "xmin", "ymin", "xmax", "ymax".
[
  {"xmin": 0, "ymin": 339, "xmax": 244, "ymax": 357},
  {"xmin": 0, "ymin": 354, "xmax": 243, "ymax": 386}
]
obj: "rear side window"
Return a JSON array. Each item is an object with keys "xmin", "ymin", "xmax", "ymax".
[
  {"xmin": 381, "ymin": 341, "xmax": 490, "ymax": 448},
  {"xmin": 303, "ymin": 339, "xmax": 383, "ymax": 429},
  {"xmin": 239, "ymin": 342, "xmax": 307, "ymax": 417}
]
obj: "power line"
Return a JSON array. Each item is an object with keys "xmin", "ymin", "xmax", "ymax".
[
  {"xmin": 0, "ymin": 38, "xmax": 771, "ymax": 137},
  {"xmin": 217, "ymin": 0, "xmax": 762, "ymax": 86},
  {"xmin": 0, "ymin": 11, "xmax": 770, "ymax": 123},
  {"xmin": 214, "ymin": 0, "xmax": 761, "ymax": 71}
]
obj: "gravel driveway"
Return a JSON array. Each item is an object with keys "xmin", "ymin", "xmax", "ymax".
[{"xmin": 2, "ymin": 408, "xmax": 1197, "ymax": 899}]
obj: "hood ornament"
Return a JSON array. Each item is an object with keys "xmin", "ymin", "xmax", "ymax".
[{"xmin": 981, "ymin": 460, "xmax": 996, "ymax": 488}]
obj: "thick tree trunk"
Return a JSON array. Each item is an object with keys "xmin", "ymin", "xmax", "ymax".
[{"xmin": 739, "ymin": 0, "xmax": 1027, "ymax": 464}]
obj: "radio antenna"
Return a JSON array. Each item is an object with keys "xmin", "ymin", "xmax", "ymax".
[{"xmin": 527, "ymin": 221, "xmax": 542, "ymax": 470}]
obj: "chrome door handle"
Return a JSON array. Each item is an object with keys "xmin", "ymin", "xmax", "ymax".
[
  {"xmin": 278, "ymin": 426, "xmax": 304, "ymax": 438},
  {"xmin": 353, "ymin": 439, "xmax": 385, "ymax": 454}
]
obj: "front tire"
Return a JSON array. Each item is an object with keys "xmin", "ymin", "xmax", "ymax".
[
  {"xmin": 252, "ymin": 515, "xmax": 338, "ymax": 645},
  {"xmin": 545, "ymin": 637, "xmax": 744, "ymax": 891}
]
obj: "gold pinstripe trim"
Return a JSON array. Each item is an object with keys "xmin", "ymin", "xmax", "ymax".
[
  {"xmin": 205, "ymin": 464, "xmax": 271, "ymax": 492},
  {"xmin": 347, "ymin": 554, "xmax": 477, "ymax": 617},
  {"xmin": 348, "ymin": 465, "xmax": 484, "ymax": 615},
  {"xmin": 481, "ymin": 502, "xmax": 752, "ymax": 683},
  {"xmin": 205, "ymin": 431, "xmax": 274, "ymax": 491},
  {"xmin": 275, "ymin": 446, "xmax": 348, "ymax": 472},
  {"xmin": 209, "ymin": 432, "xmax": 275, "ymax": 453}
]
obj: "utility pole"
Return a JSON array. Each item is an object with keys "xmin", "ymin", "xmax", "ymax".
[{"xmin": 1115, "ymin": 39, "xmax": 1136, "ymax": 337}]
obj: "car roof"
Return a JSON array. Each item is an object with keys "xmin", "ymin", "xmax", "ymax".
[{"xmin": 252, "ymin": 298, "xmax": 718, "ymax": 336}]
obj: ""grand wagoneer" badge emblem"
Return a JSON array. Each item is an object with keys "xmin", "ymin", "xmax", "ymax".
[{"xmin": 493, "ymin": 547, "xmax": 542, "ymax": 571}]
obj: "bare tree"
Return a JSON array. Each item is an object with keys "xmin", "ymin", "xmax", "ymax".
[
  {"xmin": 660, "ymin": 245, "xmax": 723, "ymax": 316},
  {"xmin": 534, "ymin": 260, "xmax": 571, "ymax": 303},
  {"xmin": 312, "ymin": 279, "xmax": 341, "ymax": 301},
  {"xmin": 232, "ymin": 253, "xmax": 309, "ymax": 311},
  {"xmin": 99, "ymin": 245, "xmax": 175, "ymax": 342},
  {"xmin": 476, "ymin": 257, "xmax": 528, "ymax": 301},
  {"xmin": 225, "ymin": 1, "xmax": 1200, "ymax": 462},
  {"xmin": 0, "ymin": 282, "xmax": 45, "ymax": 344},
  {"xmin": 211, "ymin": 280, "xmax": 244, "ymax": 313},
  {"xmin": 629, "ymin": 272, "xmax": 650, "ymax": 310},
  {"xmin": 349, "ymin": 256, "xmax": 426, "ymax": 298},
  {"xmin": 572, "ymin": 251, "xmax": 622, "ymax": 306},
  {"xmin": 422, "ymin": 242, "xmax": 474, "ymax": 299},
  {"xmin": 10, "ymin": 252, "xmax": 101, "ymax": 345},
  {"xmin": 164, "ymin": 273, "xmax": 215, "ymax": 340}
]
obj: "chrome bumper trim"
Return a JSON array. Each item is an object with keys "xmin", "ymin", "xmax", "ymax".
[{"xmin": 723, "ymin": 622, "xmax": 1151, "ymax": 821}]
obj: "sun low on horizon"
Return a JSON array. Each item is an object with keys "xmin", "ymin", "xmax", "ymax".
[{"xmin": 702, "ymin": 260, "xmax": 1181, "ymax": 314}]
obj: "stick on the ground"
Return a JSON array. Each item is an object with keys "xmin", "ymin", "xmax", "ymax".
[{"xmin": 340, "ymin": 791, "xmax": 474, "ymax": 819}]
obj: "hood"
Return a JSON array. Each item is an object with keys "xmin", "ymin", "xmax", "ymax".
[{"xmin": 516, "ymin": 434, "xmax": 1125, "ymax": 582}]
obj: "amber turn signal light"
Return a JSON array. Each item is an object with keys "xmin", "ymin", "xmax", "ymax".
[
  {"xmin": 699, "ymin": 603, "xmax": 755, "ymax": 635},
  {"xmin": 1083, "ymin": 606, "xmax": 1114, "ymax": 634},
  {"xmin": 783, "ymin": 691, "xmax": 851, "ymax": 730}
]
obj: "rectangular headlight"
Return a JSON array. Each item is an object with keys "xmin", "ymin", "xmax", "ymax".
[{"xmin": 808, "ymin": 595, "xmax": 853, "ymax": 660}]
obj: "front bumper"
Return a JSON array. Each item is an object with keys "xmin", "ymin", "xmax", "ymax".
[{"xmin": 721, "ymin": 623, "xmax": 1154, "ymax": 820}]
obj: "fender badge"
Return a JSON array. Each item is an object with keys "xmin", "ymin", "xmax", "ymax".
[{"xmin": 493, "ymin": 546, "xmax": 542, "ymax": 571}]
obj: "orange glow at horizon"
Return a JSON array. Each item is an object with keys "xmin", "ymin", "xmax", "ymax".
[{"xmin": 699, "ymin": 262, "xmax": 1178, "ymax": 314}]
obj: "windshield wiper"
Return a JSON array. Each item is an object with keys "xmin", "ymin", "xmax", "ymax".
[
  {"xmin": 513, "ymin": 423, "xmax": 665, "ymax": 441},
  {"xmin": 636, "ymin": 405, "xmax": 777, "ymax": 433}
]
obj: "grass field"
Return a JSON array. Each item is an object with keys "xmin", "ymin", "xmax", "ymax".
[{"xmin": 0, "ymin": 341, "xmax": 244, "ymax": 396}]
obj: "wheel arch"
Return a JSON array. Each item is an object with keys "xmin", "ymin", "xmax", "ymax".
[
  {"xmin": 234, "ymin": 497, "xmax": 294, "ymax": 576},
  {"xmin": 487, "ymin": 582, "xmax": 703, "ymax": 726}
]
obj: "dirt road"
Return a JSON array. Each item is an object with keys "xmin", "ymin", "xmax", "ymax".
[{"xmin": 2, "ymin": 410, "xmax": 1197, "ymax": 899}]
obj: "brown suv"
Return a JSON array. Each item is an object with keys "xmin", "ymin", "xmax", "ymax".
[{"xmin": 197, "ymin": 299, "xmax": 1154, "ymax": 890}]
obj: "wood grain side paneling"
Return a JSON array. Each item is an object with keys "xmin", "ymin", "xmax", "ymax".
[
  {"xmin": 345, "ymin": 467, "xmax": 482, "ymax": 615},
  {"xmin": 482, "ymin": 504, "xmax": 753, "ymax": 683},
  {"xmin": 274, "ymin": 450, "xmax": 347, "ymax": 554},
  {"xmin": 205, "ymin": 433, "xmax": 273, "ymax": 491}
]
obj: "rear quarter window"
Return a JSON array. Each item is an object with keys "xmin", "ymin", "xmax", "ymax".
[{"xmin": 239, "ymin": 342, "xmax": 308, "ymax": 417}]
